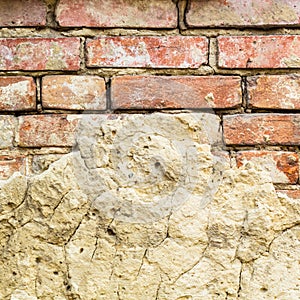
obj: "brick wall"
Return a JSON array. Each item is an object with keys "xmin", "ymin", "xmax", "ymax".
[
  {"xmin": 1, "ymin": 0, "xmax": 299, "ymax": 190},
  {"xmin": 2, "ymin": 1, "xmax": 300, "ymax": 299}
]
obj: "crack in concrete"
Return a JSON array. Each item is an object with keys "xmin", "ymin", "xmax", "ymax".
[
  {"xmin": 155, "ymin": 275, "xmax": 162, "ymax": 300},
  {"xmin": 135, "ymin": 248, "xmax": 147, "ymax": 280},
  {"xmin": 90, "ymin": 235, "xmax": 99, "ymax": 261},
  {"xmin": 237, "ymin": 260, "xmax": 243, "ymax": 298}
]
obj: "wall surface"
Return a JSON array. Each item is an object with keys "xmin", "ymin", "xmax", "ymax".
[{"xmin": 1, "ymin": 0, "xmax": 300, "ymax": 299}]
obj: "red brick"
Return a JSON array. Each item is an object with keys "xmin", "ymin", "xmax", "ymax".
[
  {"xmin": 236, "ymin": 151, "xmax": 299, "ymax": 184},
  {"xmin": 0, "ymin": 38, "xmax": 81, "ymax": 71},
  {"xmin": 56, "ymin": 0, "xmax": 177, "ymax": 28},
  {"xmin": 224, "ymin": 114, "xmax": 300, "ymax": 145},
  {"xmin": 218, "ymin": 35, "xmax": 300, "ymax": 68},
  {"xmin": 17, "ymin": 115, "xmax": 81, "ymax": 147},
  {"xmin": 86, "ymin": 36, "xmax": 208, "ymax": 68},
  {"xmin": 111, "ymin": 76, "xmax": 241, "ymax": 109},
  {"xmin": 276, "ymin": 190, "xmax": 300, "ymax": 198},
  {"xmin": 0, "ymin": 0, "xmax": 46, "ymax": 27},
  {"xmin": 0, "ymin": 155, "xmax": 26, "ymax": 179},
  {"xmin": 42, "ymin": 76, "xmax": 106, "ymax": 110},
  {"xmin": 0, "ymin": 115, "xmax": 16, "ymax": 149},
  {"xmin": 0, "ymin": 77, "xmax": 36, "ymax": 111},
  {"xmin": 248, "ymin": 75, "xmax": 300, "ymax": 109},
  {"xmin": 186, "ymin": 0, "xmax": 300, "ymax": 27}
]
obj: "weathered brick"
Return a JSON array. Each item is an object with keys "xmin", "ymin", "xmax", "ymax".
[
  {"xmin": 236, "ymin": 151, "xmax": 299, "ymax": 184},
  {"xmin": 0, "ymin": 155, "xmax": 26, "ymax": 179},
  {"xmin": 276, "ymin": 190, "xmax": 300, "ymax": 198},
  {"xmin": 86, "ymin": 36, "xmax": 208, "ymax": 68},
  {"xmin": 17, "ymin": 115, "xmax": 80, "ymax": 147},
  {"xmin": 218, "ymin": 35, "xmax": 300, "ymax": 68},
  {"xmin": 186, "ymin": 0, "xmax": 300, "ymax": 28},
  {"xmin": 0, "ymin": 115, "xmax": 15, "ymax": 149},
  {"xmin": 56, "ymin": 0, "xmax": 177, "ymax": 28},
  {"xmin": 248, "ymin": 75, "xmax": 300, "ymax": 109},
  {"xmin": 0, "ymin": 77, "xmax": 36, "ymax": 111},
  {"xmin": 42, "ymin": 76, "xmax": 106, "ymax": 110},
  {"xmin": 0, "ymin": 38, "xmax": 81, "ymax": 71},
  {"xmin": 224, "ymin": 114, "xmax": 300, "ymax": 145},
  {"xmin": 111, "ymin": 76, "xmax": 241, "ymax": 109},
  {"xmin": 0, "ymin": 0, "xmax": 46, "ymax": 27}
]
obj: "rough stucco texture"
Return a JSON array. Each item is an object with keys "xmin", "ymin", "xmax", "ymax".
[
  {"xmin": 1, "ymin": 114, "xmax": 300, "ymax": 300},
  {"xmin": 1, "ymin": 0, "xmax": 300, "ymax": 299}
]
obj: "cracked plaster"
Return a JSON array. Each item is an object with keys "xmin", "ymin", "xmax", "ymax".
[{"xmin": 1, "ymin": 113, "xmax": 300, "ymax": 299}]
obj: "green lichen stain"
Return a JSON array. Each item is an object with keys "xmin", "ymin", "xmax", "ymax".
[
  {"xmin": 45, "ymin": 42, "xmax": 67, "ymax": 70},
  {"xmin": 282, "ymin": 55, "xmax": 300, "ymax": 68},
  {"xmin": 13, "ymin": 42, "xmax": 35, "ymax": 65}
]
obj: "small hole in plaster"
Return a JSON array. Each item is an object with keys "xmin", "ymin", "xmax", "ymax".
[{"xmin": 107, "ymin": 228, "xmax": 116, "ymax": 236}]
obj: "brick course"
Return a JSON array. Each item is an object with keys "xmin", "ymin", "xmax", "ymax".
[
  {"xmin": 86, "ymin": 36, "xmax": 208, "ymax": 68},
  {"xmin": 0, "ymin": 77, "xmax": 36, "ymax": 111},
  {"xmin": 186, "ymin": 0, "xmax": 300, "ymax": 28},
  {"xmin": 0, "ymin": 38, "xmax": 81, "ymax": 71},
  {"xmin": 0, "ymin": 116, "xmax": 16, "ymax": 149},
  {"xmin": 17, "ymin": 115, "xmax": 80, "ymax": 147},
  {"xmin": 42, "ymin": 76, "xmax": 106, "ymax": 110},
  {"xmin": 218, "ymin": 35, "xmax": 300, "ymax": 68},
  {"xmin": 56, "ymin": 0, "xmax": 177, "ymax": 28},
  {"xmin": 0, "ymin": 0, "xmax": 46, "ymax": 27},
  {"xmin": 248, "ymin": 75, "xmax": 300, "ymax": 109},
  {"xmin": 0, "ymin": 155, "xmax": 26, "ymax": 179},
  {"xmin": 224, "ymin": 114, "xmax": 300, "ymax": 145},
  {"xmin": 111, "ymin": 76, "xmax": 242, "ymax": 109},
  {"xmin": 236, "ymin": 151, "xmax": 299, "ymax": 184}
]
